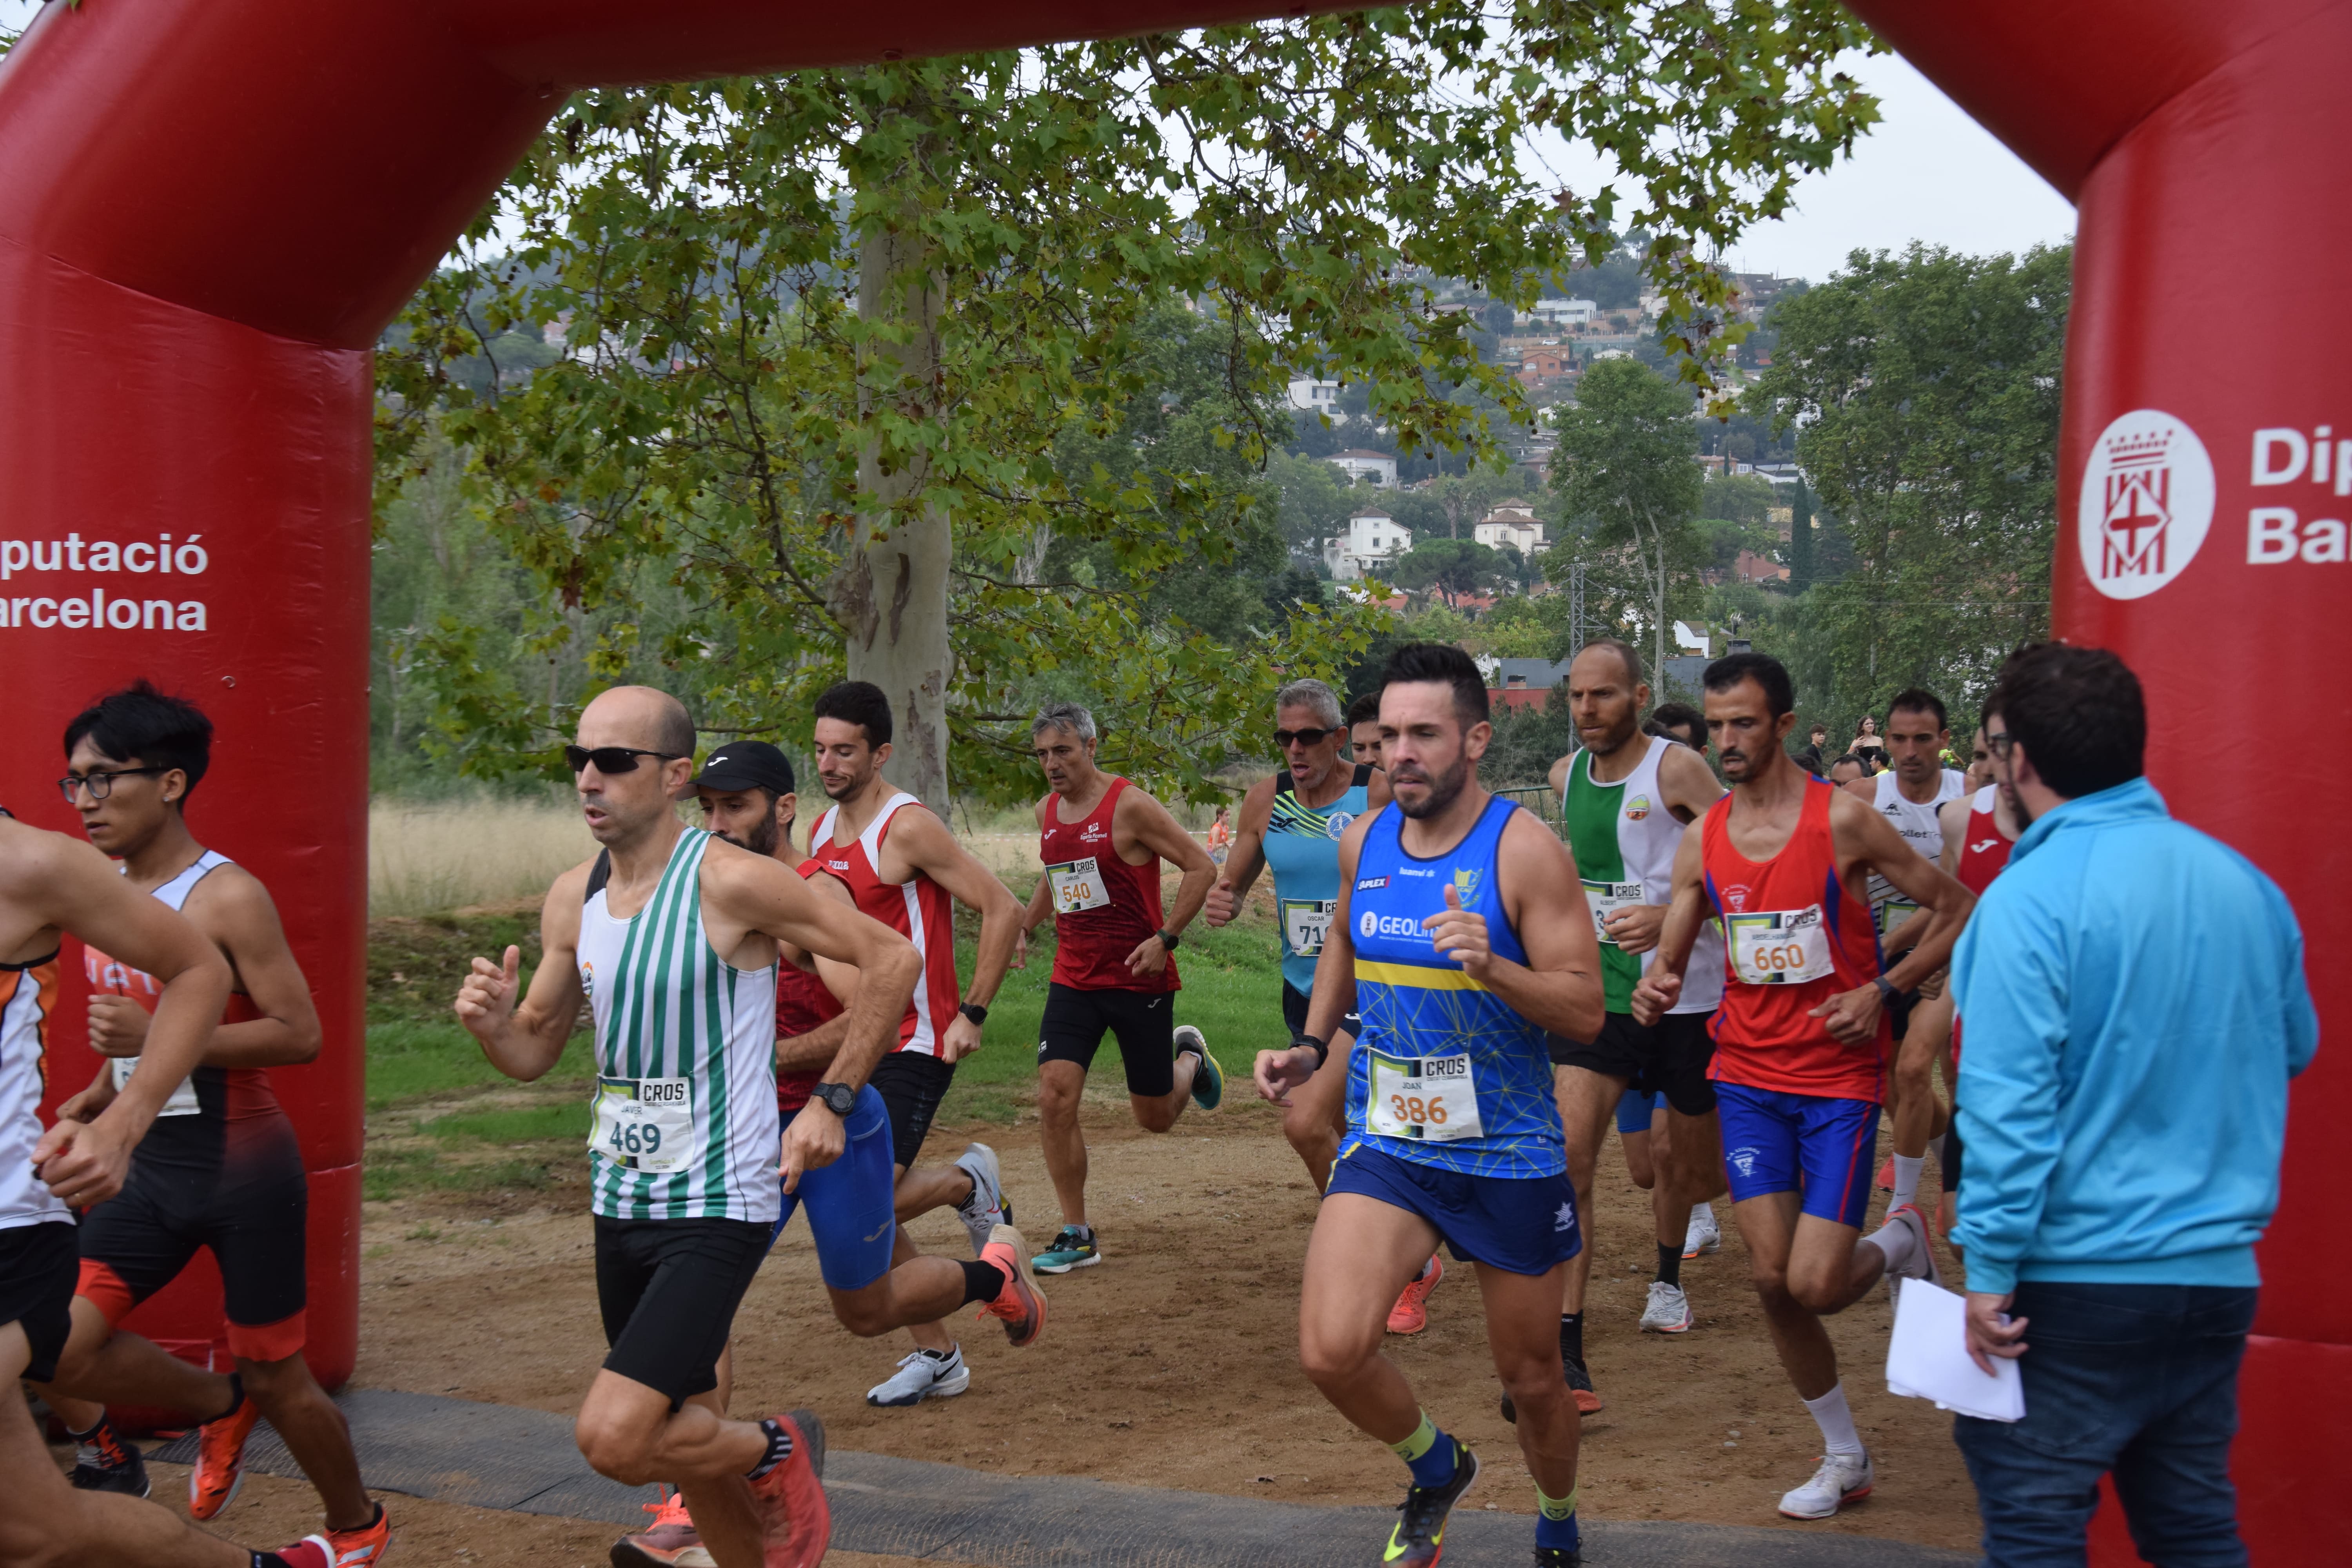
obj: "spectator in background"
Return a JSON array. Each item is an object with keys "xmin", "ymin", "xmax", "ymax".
[
  {"xmin": 1950, "ymin": 643, "xmax": 2317, "ymax": 1567},
  {"xmin": 1796, "ymin": 722, "xmax": 1831, "ymax": 774},
  {"xmin": 1205, "ymin": 803, "xmax": 1232, "ymax": 866},
  {"xmin": 1847, "ymin": 715, "xmax": 1886, "ymax": 770},
  {"xmin": 1825, "ymin": 753, "xmax": 1869, "ymax": 787}
]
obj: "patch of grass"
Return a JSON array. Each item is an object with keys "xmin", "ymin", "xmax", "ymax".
[
  {"xmin": 362, "ymin": 1145, "xmax": 559, "ymax": 1203},
  {"xmin": 367, "ymin": 1020, "xmax": 593, "ymax": 1111},
  {"xmin": 423, "ymin": 1102, "xmax": 592, "ymax": 1145}
]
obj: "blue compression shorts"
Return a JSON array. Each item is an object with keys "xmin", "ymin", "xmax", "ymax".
[
  {"xmin": 1327, "ymin": 1142, "xmax": 1581, "ymax": 1277},
  {"xmin": 770, "ymin": 1083, "xmax": 897, "ymax": 1291},
  {"xmin": 1714, "ymin": 1081, "xmax": 1880, "ymax": 1230},
  {"xmin": 1614, "ymin": 1087, "xmax": 1663, "ymax": 1136}
]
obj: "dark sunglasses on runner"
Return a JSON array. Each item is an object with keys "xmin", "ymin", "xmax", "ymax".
[
  {"xmin": 1274, "ymin": 727, "xmax": 1340, "ymax": 750},
  {"xmin": 563, "ymin": 746, "xmax": 688, "ymax": 774}
]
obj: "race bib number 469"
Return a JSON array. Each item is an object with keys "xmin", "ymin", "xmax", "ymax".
[
  {"xmin": 591, "ymin": 1076, "xmax": 694, "ymax": 1172},
  {"xmin": 1726, "ymin": 906, "xmax": 1835, "ymax": 985},
  {"xmin": 1367, "ymin": 1051, "xmax": 1485, "ymax": 1143}
]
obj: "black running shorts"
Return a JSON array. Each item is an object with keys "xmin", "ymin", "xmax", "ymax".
[
  {"xmin": 0, "ymin": 1220, "xmax": 78, "ymax": 1383},
  {"xmin": 1547, "ymin": 1011, "xmax": 1719, "ymax": 1117},
  {"xmin": 77, "ymin": 1161, "xmax": 309, "ymax": 1361},
  {"xmin": 593, "ymin": 1216, "xmax": 772, "ymax": 1410},
  {"xmin": 868, "ymin": 1051, "xmax": 957, "ymax": 1169},
  {"xmin": 1279, "ymin": 981, "xmax": 1361, "ymax": 1043},
  {"xmin": 1037, "ymin": 982, "xmax": 1176, "ymax": 1098}
]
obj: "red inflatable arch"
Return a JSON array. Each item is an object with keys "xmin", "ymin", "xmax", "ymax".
[{"xmin": 0, "ymin": 0, "xmax": 2341, "ymax": 1557}]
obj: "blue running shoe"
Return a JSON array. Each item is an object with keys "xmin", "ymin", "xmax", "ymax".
[
  {"xmin": 1031, "ymin": 1225, "xmax": 1101, "ymax": 1274},
  {"xmin": 1176, "ymin": 1025, "xmax": 1221, "ymax": 1109}
]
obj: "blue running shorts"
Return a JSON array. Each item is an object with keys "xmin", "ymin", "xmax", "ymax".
[
  {"xmin": 1614, "ymin": 1087, "xmax": 1663, "ymax": 1136},
  {"xmin": 1714, "ymin": 1081, "xmax": 1880, "ymax": 1229},
  {"xmin": 1326, "ymin": 1142, "xmax": 1581, "ymax": 1277},
  {"xmin": 771, "ymin": 1083, "xmax": 897, "ymax": 1291}
]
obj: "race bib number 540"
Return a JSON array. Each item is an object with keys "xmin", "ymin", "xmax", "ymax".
[
  {"xmin": 1047, "ymin": 858, "xmax": 1111, "ymax": 915},
  {"xmin": 1726, "ymin": 906, "xmax": 1835, "ymax": 985},
  {"xmin": 1367, "ymin": 1051, "xmax": 1485, "ymax": 1143},
  {"xmin": 591, "ymin": 1076, "xmax": 693, "ymax": 1172}
]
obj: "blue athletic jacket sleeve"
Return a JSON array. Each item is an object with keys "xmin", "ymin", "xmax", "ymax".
[{"xmin": 1951, "ymin": 777, "xmax": 2318, "ymax": 1297}]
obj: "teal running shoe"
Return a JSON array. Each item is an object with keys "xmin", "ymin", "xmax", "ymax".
[
  {"xmin": 1176, "ymin": 1025, "xmax": 1221, "ymax": 1109},
  {"xmin": 1031, "ymin": 1225, "xmax": 1101, "ymax": 1274}
]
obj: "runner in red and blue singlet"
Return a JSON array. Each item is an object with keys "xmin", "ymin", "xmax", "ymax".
[{"xmin": 1635, "ymin": 653, "xmax": 1976, "ymax": 1524}]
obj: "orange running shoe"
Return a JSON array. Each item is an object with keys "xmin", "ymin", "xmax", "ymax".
[
  {"xmin": 1386, "ymin": 1254, "xmax": 1444, "ymax": 1334},
  {"xmin": 746, "ymin": 1411, "xmax": 829, "ymax": 1568},
  {"xmin": 1875, "ymin": 1155, "xmax": 1895, "ymax": 1191},
  {"xmin": 187, "ymin": 1394, "xmax": 260, "ymax": 1521},
  {"xmin": 613, "ymin": 1488, "xmax": 707, "ymax": 1568},
  {"xmin": 321, "ymin": 1503, "xmax": 392, "ymax": 1566},
  {"xmin": 975, "ymin": 1223, "xmax": 1047, "ymax": 1348}
]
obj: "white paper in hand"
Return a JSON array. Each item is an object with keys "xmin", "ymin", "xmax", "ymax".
[{"xmin": 1885, "ymin": 1278, "xmax": 2024, "ymax": 1423}]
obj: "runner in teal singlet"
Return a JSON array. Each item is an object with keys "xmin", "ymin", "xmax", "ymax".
[{"xmin": 1254, "ymin": 644, "xmax": 1607, "ymax": 1568}]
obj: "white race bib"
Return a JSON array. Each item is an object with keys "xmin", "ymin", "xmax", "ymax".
[
  {"xmin": 1366, "ymin": 1050, "xmax": 1485, "ymax": 1142},
  {"xmin": 1281, "ymin": 898, "xmax": 1338, "ymax": 957},
  {"xmin": 1726, "ymin": 906, "xmax": 1836, "ymax": 985},
  {"xmin": 113, "ymin": 1054, "xmax": 200, "ymax": 1118},
  {"xmin": 1876, "ymin": 897, "xmax": 1922, "ymax": 939},
  {"xmin": 590, "ymin": 1076, "xmax": 695, "ymax": 1173},
  {"xmin": 1047, "ymin": 858, "xmax": 1111, "ymax": 915},
  {"xmin": 1582, "ymin": 879, "xmax": 1646, "ymax": 946}
]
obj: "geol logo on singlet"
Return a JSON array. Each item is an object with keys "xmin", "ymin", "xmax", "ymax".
[{"xmin": 1360, "ymin": 908, "xmax": 1430, "ymax": 942}]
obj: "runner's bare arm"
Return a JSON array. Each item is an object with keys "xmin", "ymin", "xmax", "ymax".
[
  {"xmin": 169, "ymin": 867, "xmax": 323, "ymax": 1068},
  {"xmin": 1256, "ymin": 814, "xmax": 1368, "ymax": 1104},
  {"xmin": 1936, "ymin": 795, "xmax": 1972, "ymax": 877},
  {"xmin": 888, "ymin": 806, "xmax": 1022, "ymax": 1059},
  {"xmin": 1427, "ymin": 807, "xmax": 1604, "ymax": 1042},
  {"xmin": 1811, "ymin": 792, "xmax": 1978, "ymax": 1044},
  {"xmin": 1546, "ymin": 751, "xmax": 1574, "ymax": 802},
  {"xmin": 1203, "ymin": 775, "xmax": 1278, "ymax": 926},
  {"xmin": 17, "ymin": 829, "xmax": 232, "ymax": 1207},
  {"xmin": 1629, "ymin": 821, "xmax": 1708, "ymax": 1025},
  {"xmin": 1115, "ymin": 783, "xmax": 1217, "ymax": 977},
  {"xmin": 455, "ymin": 863, "xmax": 589, "ymax": 1082},
  {"xmin": 1606, "ymin": 744, "xmax": 1726, "ymax": 957}
]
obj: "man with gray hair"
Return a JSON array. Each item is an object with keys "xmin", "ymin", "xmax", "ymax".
[{"xmin": 1018, "ymin": 702, "xmax": 1221, "ymax": 1274}]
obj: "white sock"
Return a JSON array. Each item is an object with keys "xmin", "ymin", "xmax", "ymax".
[
  {"xmin": 1862, "ymin": 1210, "xmax": 1918, "ymax": 1275},
  {"xmin": 1891, "ymin": 1153, "xmax": 1924, "ymax": 1211},
  {"xmin": 1418, "ymin": 1254, "xmax": 1438, "ymax": 1283},
  {"xmin": 1802, "ymin": 1383, "xmax": 1865, "ymax": 1458},
  {"xmin": 1690, "ymin": 1202, "xmax": 1712, "ymax": 1225}
]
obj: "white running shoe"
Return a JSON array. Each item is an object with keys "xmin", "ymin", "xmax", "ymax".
[
  {"xmin": 1639, "ymin": 1279, "xmax": 1693, "ymax": 1333},
  {"xmin": 1777, "ymin": 1451, "xmax": 1875, "ymax": 1520},
  {"xmin": 864, "ymin": 1346, "xmax": 971, "ymax": 1408},
  {"xmin": 1682, "ymin": 1203, "xmax": 1720, "ymax": 1259},
  {"xmin": 952, "ymin": 1143, "xmax": 1007, "ymax": 1256},
  {"xmin": 1882, "ymin": 1202, "xmax": 1942, "ymax": 1292}
]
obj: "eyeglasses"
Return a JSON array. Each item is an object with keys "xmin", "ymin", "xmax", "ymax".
[
  {"xmin": 1274, "ymin": 727, "xmax": 1339, "ymax": 750},
  {"xmin": 58, "ymin": 768, "xmax": 168, "ymax": 804},
  {"xmin": 563, "ymin": 746, "xmax": 688, "ymax": 775},
  {"xmin": 1985, "ymin": 732, "xmax": 2014, "ymax": 758}
]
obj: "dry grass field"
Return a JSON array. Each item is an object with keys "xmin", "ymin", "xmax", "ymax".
[{"xmin": 367, "ymin": 795, "xmax": 597, "ymax": 917}]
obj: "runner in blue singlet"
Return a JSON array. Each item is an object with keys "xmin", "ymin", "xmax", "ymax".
[{"xmin": 1252, "ymin": 643, "xmax": 1608, "ymax": 1568}]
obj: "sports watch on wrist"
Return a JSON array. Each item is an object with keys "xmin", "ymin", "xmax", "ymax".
[
  {"xmin": 959, "ymin": 1002, "xmax": 989, "ymax": 1026},
  {"xmin": 1158, "ymin": 928, "xmax": 1181, "ymax": 951},
  {"xmin": 809, "ymin": 1082, "xmax": 856, "ymax": 1118}
]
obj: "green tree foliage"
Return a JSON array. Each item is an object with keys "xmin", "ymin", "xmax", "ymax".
[
  {"xmin": 377, "ymin": 7, "xmax": 1878, "ymax": 803},
  {"xmin": 1744, "ymin": 243, "xmax": 2069, "ymax": 726},
  {"xmin": 1392, "ymin": 537, "xmax": 1505, "ymax": 606},
  {"xmin": 1545, "ymin": 356, "xmax": 1706, "ymax": 677}
]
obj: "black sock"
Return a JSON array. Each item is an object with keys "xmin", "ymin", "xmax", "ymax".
[
  {"xmin": 958, "ymin": 1258, "xmax": 1007, "ymax": 1307},
  {"xmin": 745, "ymin": 1417, "xmax": 795, "ymax": 1480},
  {"xmin": 65, "ymin": 1412, "xmax": 106, "ymax": 1443},
  {"xmin": 253, "ymin": 1555, "xmax": 293, "ymax": 1568},
  {"xmin": 1558, "ymin": 1312, "xmax": 1584, "ymax": 1367},
  {"xmin": 212, "ymin": 1372, "xmax": 245, "ymax": 1425},
  {"xmin": 1657, "ymin": 1243, "xmax": 1683, "ymax": 1289}
]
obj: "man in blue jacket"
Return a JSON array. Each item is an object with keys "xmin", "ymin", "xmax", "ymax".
[{"xmin": 1950, "ymin": 642, "xmax": 2318, "ymax": 1567}]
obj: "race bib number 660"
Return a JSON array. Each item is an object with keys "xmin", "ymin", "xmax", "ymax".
[
  {"xmin": 1367, "ymin": 1050, "xmax": 1485, "ymax": 1143},
  {"xmin": 1726, "ymin": 906, "xmax": 1835, "ymax": 985},
  {"xmin": 591, "ymin": 1076, "xmax": 693, "ymax": 1172}
]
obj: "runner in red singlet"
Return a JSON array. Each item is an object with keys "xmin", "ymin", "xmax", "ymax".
[
  {"xmin": 805, "ymin": 683, "xmax": 1027, "ymax": 1408},
  {"xmin": 1633, "ymin": 653, "xmax": 1975, "ymax": 1523},
  {"xmin": 35, "ymin": 684, "xmax": 386, "ymax": 1561},
  {"xmin": 1021, "ymin": 702, "xmax": 1220, "ymax": 1274}
]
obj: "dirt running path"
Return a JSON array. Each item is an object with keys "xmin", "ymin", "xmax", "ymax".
[{"xmin": 350, "ymin": 1086, "xmax": 1978, "ymax": 1559}]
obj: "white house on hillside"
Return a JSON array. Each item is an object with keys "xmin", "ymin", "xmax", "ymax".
[
  {"xmin": 1472, "ymin": 499, "xmax": 1546, "ymax": 554},
  {"xmin": 1323, "ymin": 507, "xmax": 1414, "ymax": 581},
  {"xmin": 1287, "ymin": 377, "xmax": 1341, "ymax": 414},
  {"xmin": 1330, "ymin": 449, "xmax": 1399, "ymax": 488},
  {"xmin": 1530, "ymin": 298, "xmax": 1597, "ymax": 328}
]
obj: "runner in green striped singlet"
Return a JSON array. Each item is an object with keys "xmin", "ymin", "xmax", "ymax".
[{"xmin": 456, "ymin": 686, "xmax": 923, "ymax": 1568}]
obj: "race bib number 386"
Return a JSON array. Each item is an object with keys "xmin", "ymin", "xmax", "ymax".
[
  {"xmin": 1367, "ymin": 1050, "xmax": 1485, "ymax": 1142},
  {"xmin": 591, "ymin": 1076, "xmax": 694, "ymax": 1172},
  {"xmin": 1726, "ymin": 906, "xmax": 1835, "ymax": 985}
]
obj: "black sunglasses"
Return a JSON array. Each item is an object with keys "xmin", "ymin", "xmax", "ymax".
[
  {"xmin": 1274, "ymin": 727, "xmax": 1340, "ymax": 750},
  {"xmin": 563, "ymin": 746, "xmax": 688, "ymax": 774},
  {"xmin": 58, "ymin": 767, "xmax": 170, "ymax": 804}
]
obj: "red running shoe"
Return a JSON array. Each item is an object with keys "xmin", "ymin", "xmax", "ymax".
[
  {"xmin": 746, "ymin": 1410, "xmax": 829, "ymax": 1568},
  {"xmin": 1386, "ymin": 1254, "xmax": 1444, "ymax": 1334},
  {"xmin": 269, "ymin": 1538, "xmax": 333, "ymax": 1568},
  {"xmin": 975, "ymin": 1224, "xmax": 1047, "ymax": 1348},
  {"xmin": 188, "ymin": 1394, "xmax": 260, "ymax": 1521},
  {"xmin": 1875, "ymin": 1155, "xmax": 1895, "ymax": 1192},
  {"xmin": 321, "ymin": 1503, "xmax": 392, "ymax": 1566},
  {"xmin": 612, "ymin": 1488, "xmax": 705, "ymax": 1567}
]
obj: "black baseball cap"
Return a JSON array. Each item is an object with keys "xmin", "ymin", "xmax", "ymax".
[{"xmin": 692, "ymin": 741, "xmax": 795, "ymax": 796}]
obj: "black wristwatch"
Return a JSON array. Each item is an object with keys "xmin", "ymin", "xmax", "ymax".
[
  {"xmin": 959, "ymin": 1002, "xmax": 989, "ymax": 1026},
  {"xmin": 1873, "ymin": 976, "xmax": 1915, "ymax": 1008},
  {"xmin": 1294, "ymin": 1032, "xmax": 1330, "ymax": 1067},
  {"xmin": 809, "ymin": 1082, "xmax": 856, "ymax": 1118},
  {"xmin": 1158, "ymin": 928, "xmax": 1182, "ymax": 951}
]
